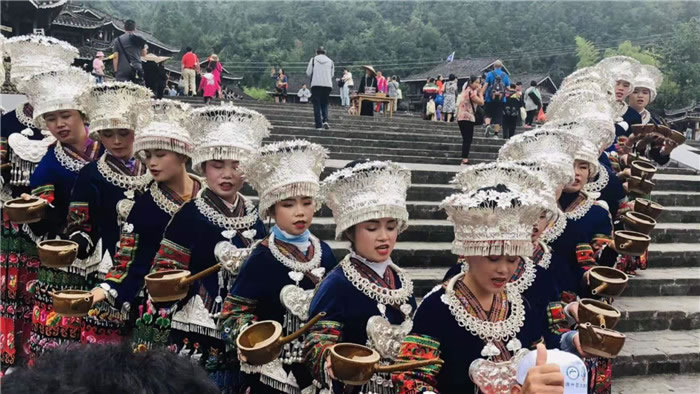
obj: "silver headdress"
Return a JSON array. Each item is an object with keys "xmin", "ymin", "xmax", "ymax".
[
  {"xmin": 0, "ymin": 35, "xmax": 5, "ymax": 86},
  {"xmin": 569, "ymin": 137, "xmax": 601, "ymax": 178},
  {"xmin": 5, "ymin": 35, "xmax": 79, "ymax": 90},
  {"xmin": 78, "ymin": 82, "xmax": 153, "ymax": 139},
  {"xmin": 558, "ymin": 66, "xmax": 614, "ymax": 93},
  {"xmin": 441, "ymin": 180, "xmax": 546, "ymax": 257},
  {"xmin": 632, "ymin": 64, "xmax": 663, "ymax": 103},
  {"xmin": 322, "ymin": 161, "xmax": 411, "ymax": 240},
  {"xmin": 546, "ymin": 88, "xmax": 616, "ymax": 120},
  {"xmin": 545, "ymin": 101, "xmax": 616, "ymax": 153},
  {"xmin": 243, "ymin": 140, "xmax": 328, "ymax": 220},
  {"xmin": 134, "ymin": 99, "xmax": 193, "ymax": 158},
  {"xmin": 596, "ymin": 56, "xmax": 641, "ymax": 86},
  {"xmin": 187, "ymin": 104, "xmax": 272, "ymax": 174},
  {"xmin": 498, "ymin": 128, "xmax": 577, "ymax": 189},
  {"xmin": 451, "ymin": 161, "xmax": 558, "ymax": 218},
  {"xmin": 23, "ymin": 67, "xmax": 93, "ymax": 130}
]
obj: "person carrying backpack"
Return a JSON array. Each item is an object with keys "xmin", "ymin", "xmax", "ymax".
[{"xmin": 483, "ymin": 60, "xmax": 510, "ymax": 137}]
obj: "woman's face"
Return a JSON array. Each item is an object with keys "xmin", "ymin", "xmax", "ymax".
[
  {"xmin": 615, "ymin": 80, "xmax": 632, "ymax": 101},
  {"xmin": 564, "ymin": 160, "xmax": 591, "ymax": 193},
  {"xmin": 203, "ymin": 160, "xmax": 244, "ymax": 203},
  {"xmin": 629, "ymin": 87, "xmax": 651, "ymax": 110},
  {"xmin": 142, "ymin": 149, "xmax": 186, "ymax": 183},
  {"xmin": 99, "ymin": 128, "xmax": 134, "ymax": 161},
  {"xmin": 531, "ymin": 211, "xmax": 551, "ymax": 242},
  {"xmin": 43, "ymin": 110, "xmax": 86, "ymax": 146},
  {"xmin": 466, "ymin": 255, "xmax": 520, "ymax": 295},
  {"xmin": 349, "ymin": 217, "xmax": 399, "ymax": 262},
  {"xmin": 470, "ymin": 80, "xmax": 480, "ymax": 89},
  {"xmin": 271, "ymin": 196, "xmax": 315, "ymax": 236}
]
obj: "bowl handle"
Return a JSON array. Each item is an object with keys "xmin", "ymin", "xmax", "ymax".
[
  {"xmin": 579, "ymin": 323, "xmax": 604, "ymax": 343},
  {"xmin": 179, "ymin": 263, "xmax": 222, "ymax": 287},
  {"xmin": 617, "ymin": 240, "xmax": 632, "ymax": 250},
  {"xmin": 597, "ymin": 314, "xmax": 607, "ymax": 329},
  {"xmin": 591, "ymin": 282, "xmax": 609, "ymax": 296},
  {"xmin": 279, "ymin": 312, "xmax": 326, "ymax": 345},
  {"xmin": 375, "ymin": 358, "xmax": 444, "ymax": 373}
]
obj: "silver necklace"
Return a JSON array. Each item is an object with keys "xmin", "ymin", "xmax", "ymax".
[
  {"xmin": 564, "ymin": 193, "xmax": 594, "ymax": 221},
  {"xmin": 508, "ymin": 257, "xmax": 536, "ymax": 294},
  {"xmin": 97, "ymin": 153, "xmax": 151, "ymax": 191},
  {"xmin": 194, "ymin": 192, "xmax": 259, "ymax": 232},
  {"xmin": 54, "ymin": 142, "xmax": 88, "ymax": 173},
  {"xmin": 536, "ymin": 242, "xmax": 552, "ymax": 269},
  {"xmin": 441, "ymin": 273, "xmax": 525, "ymax": 358},
  {"xmin": 584, "ymin": 166, "xmax": 609, "ymax": 194},
  {"xmin": 541, "ymin": 213, "xmax": 567, "ymax": 243},
  {"xmin": 150, "ymin": 182, "xmax": 181, "ymax": 216},
  {"xmin": 340, "ymin": 254, "xmax": 413, "ymax": 310},
  {"xmin": 268, "ymin": 232, "xmax": 324, "ymax": 285}
]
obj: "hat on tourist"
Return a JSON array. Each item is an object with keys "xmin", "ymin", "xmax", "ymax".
[
  {"xmin": 362, "ymin": 65, "xmax": 376, "ymax": 75},
  {"xmin": 451, "ymin": 161, "xmax": 558, "ymax": 220},
  {"xmin": 632, "ymin": 64, "xmax": 663, "ymax": 103},
  {"xmin": 78, "ymin": 81, "xmax": 152, "ymax": 139},
  {"xmin": 210, "ymin": 54, "xmax": 219, "ymax": 62},
  {"xmin": 5, "ymin": 35, "xmax": 79, "ymax": 90},
  {"xmin": 516, "ymin": 349, "xmax": 588, "ymax": 394},
  {"xmin": 96, "ymin": 51, "xmax": 105, "ymax": 57},
  {"xmin": 316, "ymin": 46, "xmax": 326, "ymax": 54},
  {"xmin": 134, "ymin": 99, "xmax": 193, "ymax": 158},
  {"xmin": 243, "ymin": 140, "xmax": 328, "ymax": 220},
  {"xmin": 498, "ymin": 129, "xmax": 578, "ymax": 190},
  {"xmin": 23, "ymin": 67, "xmax": 93, "ymax": 129},
  {"xmin": 442, "ymin": 164, "xmax": 551, "ymax": 257},
  {"xmin": 596, "ymin": 56, "xmax": 641, "ymax": 87},
  {"xmin": 322, "ymin": 160, "xmax": 411, "ymax": 239},
  {"xmin": 186, "ymin": 104, "xmax": 271, "ymax": 174}
]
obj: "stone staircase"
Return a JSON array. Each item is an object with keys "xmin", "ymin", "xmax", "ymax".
[{"xmin": 176, "ymin": 97, "xmax": 700, "ymax": 390}]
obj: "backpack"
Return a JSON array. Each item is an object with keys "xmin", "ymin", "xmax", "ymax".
[{"xmin": 491, "ymin": 71, "xmax": 506, "ymax": 101}]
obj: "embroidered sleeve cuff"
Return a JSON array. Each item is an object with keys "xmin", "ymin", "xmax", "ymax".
[{"xmin": 392, "ymin": 334, "xmax": 442, "ymax": 393}]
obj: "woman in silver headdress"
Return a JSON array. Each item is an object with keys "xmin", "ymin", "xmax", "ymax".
[{"xmin": 304, "ymin": 160, "xmax": 416, "ymax": 393}]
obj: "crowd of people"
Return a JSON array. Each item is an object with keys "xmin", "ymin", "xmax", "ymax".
[{"xmin": 0, "ymin": 31, "xmax": 686, "ymax": 394}]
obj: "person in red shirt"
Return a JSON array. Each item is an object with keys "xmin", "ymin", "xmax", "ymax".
[{"xmin": 181, "ymin": 47, "xmax": 200, "ymax": 96}]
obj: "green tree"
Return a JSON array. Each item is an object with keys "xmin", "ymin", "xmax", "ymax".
[
  {"xmin": 655, "ymin": 18, "xmax": 700, "ymax": 109},
  {"xmin": 575, "ymin": 36, "xmax": 600, "ymax": 69}
]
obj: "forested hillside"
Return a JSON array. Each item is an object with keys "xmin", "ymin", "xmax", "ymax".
[{"xmin": 91, "ymin": 1, "xmax": 699, "ymax": 108}]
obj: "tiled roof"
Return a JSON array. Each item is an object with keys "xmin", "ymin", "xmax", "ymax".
[
  {"xmin": 403, "ymin": 57, "xmax": 506, "ymax": 82},
  {"xmin": 53, "ymin": 4, "xmax": 179, "ymax": 53},
  {"xmin": 29, "ymin": 0, "xmax": 67, "ymax": 9}
]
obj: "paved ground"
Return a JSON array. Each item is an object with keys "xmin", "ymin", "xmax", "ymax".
[{"xmin": 613, "ymin": 373, "xmax": 700, "ymax": 393}]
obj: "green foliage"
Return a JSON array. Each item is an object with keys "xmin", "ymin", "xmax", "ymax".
[
  {"xmin": 92, "ymin": 1, "xmax": 699, "ymax": 110},
  {"xmin": 655, "ymin": 18, "xmax": 700, "ymax": 109},
  {"xmin": 575, "ymin": 36, "xmax": 600, "ymax": 69},
  {"xmin": 243, "ymin": 86, "xmax": 273, "ymax": 102},
  {"xmin": 603, "ymin": 41, "xmax": 659, "ymax": 66}
]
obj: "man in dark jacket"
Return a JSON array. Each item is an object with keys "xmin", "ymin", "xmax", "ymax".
[{"xmin": 112, "ymin": 19, "xmax": 147, "ymax": 84}]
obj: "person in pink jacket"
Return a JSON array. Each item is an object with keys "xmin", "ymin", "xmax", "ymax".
[
  {"xmin": 205, "ymin": 54, "xmax": 223, "ymax": 88},
  {"xmin": 375, "ymin": 70, "xmax": 388, "ymax": 113},
  {"xmin": 198, "ymin": 65, "xmax": 221, "ymax": 104}
]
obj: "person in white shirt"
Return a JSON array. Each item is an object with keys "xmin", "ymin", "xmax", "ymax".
[
  {"xmin": 297, "ymin": 84, "xmax": 312, "ymax": 103},
  {"xmin": 341, "ymin": 68, "xmax": 354, "ymax": 107}
]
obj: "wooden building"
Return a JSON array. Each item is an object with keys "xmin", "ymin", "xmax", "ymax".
[{"xmin": 1, "ymin": 0, "xmax": 67, "ymax": 37}]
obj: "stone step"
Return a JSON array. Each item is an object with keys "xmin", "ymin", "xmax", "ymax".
[
  {"xmin": 613, "ymin": 329, "xmax": 700, "ymax": 377},
  {"xmin": 309, "ymin": 142, "xmax": 498, "ymax": 161},
  {"xmin": 315, "ymin": 202, "xmax": 700, "ymax": 222},
  {"xmin": 401, "ymin": 267, "xmax": 700, "ymax": 299},
  {"xmin": 652, "ymin": 191, "xmax": 700, "ymax": 207},
  {"xmin": 268, "ymin": 125, "xmax": 504, "ymax": 146},
  {"xmin": 613, "ymin": 373, "xmax": 700, "ymax": 393},
  {"xmin": 266, "ymin": 133, "xmax": 503, "ymax": 154},
  {"xmin": 614, "ymin": 296, "xmax": 700, "ymax": 332},
  {"xmin": 309, "ymin": 217, "xmax": 700, "ymax": 244},
  {"xmin": 325, "ymin": 242, "xmax": 700, "ymax": 269}
]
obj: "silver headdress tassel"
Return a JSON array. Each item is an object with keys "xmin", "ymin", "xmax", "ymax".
[
  {"xmin": 78, "ymin": 82, "xmax": 153, "ymax": 139},
  {"xmin": 322, "ymin": 160, "xmax": 411, "ymax": 240},
  {"xmin": 187, "ymin": 104, "xmax": 271, "ymax": 174},
  {"xmin": 243, "ymin": 140, "xmax": 328, "ymax": 220},
  {"xmin": 23, "ymin": 67, "xmax": 93, "ymax": 129},
  {"xmin": 134, "ymin": 99, "xmax": 193, "ymax": 158}
]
